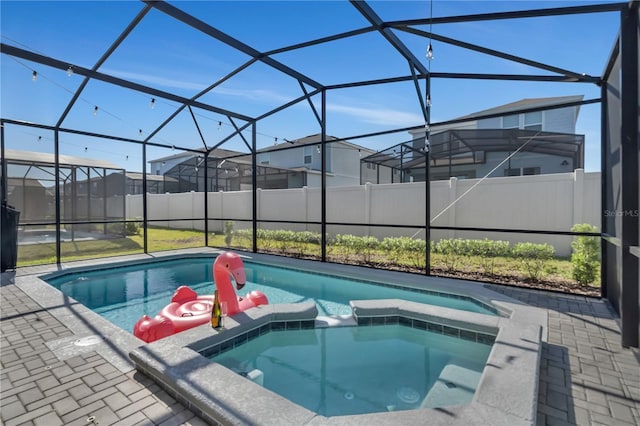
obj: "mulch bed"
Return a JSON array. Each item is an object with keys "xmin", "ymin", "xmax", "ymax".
[
  {"xmin": 429, "ymin": 268, "xmax": 600, "ymax": 297},
  {"xmin": 257, "ymin": 250, "xmax": 601, "ymax": 298}
]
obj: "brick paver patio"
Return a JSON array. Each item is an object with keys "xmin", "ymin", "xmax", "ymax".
[{"xmin": 2, "ymin": 265, "xmax": 639, "ymax": 425}]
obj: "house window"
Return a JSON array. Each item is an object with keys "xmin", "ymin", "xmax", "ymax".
[
  {"xmin": 259, "ymin": 153, "xmax": 270, "ymax": 165},
  {"xmin": 504, "ymin": 168, "xmax": 521, "ymax": 176},
  {"xmin": 524, "ymin": 111, "xmax": 543, "ymax": 131},
  {"xmin": 503, "ymin": 115, "xmax": 519, "ymax": 129},
  {"xmin": 304, "ymin": 146, "xmax": 313, "ymax": 164},
  {"xmin": 366, "ymin": 162, "xmax": 376, "ymax": 170},
  {"xmin": 503, "ymin": 112, "xmax": 543, "ymax": 131},
  {"xmin": 523, "ymin": 167, "xmax": 540, "ymax": 175}
]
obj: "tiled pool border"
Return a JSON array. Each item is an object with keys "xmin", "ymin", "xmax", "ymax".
[
  {"xmin": 42, "ymin": 253, "xmax": 501, "ymax": 317},
  {"xmin": 242, "ymin": 259, "xmax": 501, "ymax": 316},
  {"xmin": 201, "ymin": 316, "xmax": 496, "ymax": 361}
]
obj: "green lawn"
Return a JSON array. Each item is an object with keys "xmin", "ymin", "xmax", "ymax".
[
  {"xmin": 16, "ymin": 228, "xmax": 599, "ymax": 296},
  {"xmin": 17, "ymin": 228, "xmax": 209, "ymax": 266}
]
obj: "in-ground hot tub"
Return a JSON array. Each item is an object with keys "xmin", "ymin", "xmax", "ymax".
[
  {"xmin": 130, "ymin": 295, "xmax": 544, "ymax": 426},
  {"xmin": 207, "ymin": 319, "xmax": 494, "ymax": 417}
]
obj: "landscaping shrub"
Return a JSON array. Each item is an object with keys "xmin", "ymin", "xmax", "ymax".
[
  {"xmin": 291, "ymin": 231, "xmax": 322, "ymax": 257},
  {"xmin": 332, "ymin": 234, "xmax": 379, "ymax": 263},
  {"xmin": 434, "ymin": 239, "xmax": 468, "ymax": 271},
  {"xmin": 513, "ymin": 242, "xmax": 555, "ymax": 281},
  {"xmin": 224, "ymin": 221, "xmax": 234, "ymax": 246},
  {"xmin": 570, "ymin": 223, "xmax": 600, "ymax": 285},
  {"xmin": 467, "ymin": 239, "xmax": 511, "ymax": 275},
  {"xmin": 381, "ymin": 236, "xmax": 426, "ymax": 268},
  {"xmin": 125, "ymin": 218, "xmax": 141, "ymax": 236}
]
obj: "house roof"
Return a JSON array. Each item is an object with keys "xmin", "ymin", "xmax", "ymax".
[
  {"xmin": 7, "ymin": 177, "xmax": 46, "ymax": 188},
  {"xmin": 150, "ymin": 147, "xmax": 243, "ymax": 163},
  {"xmin": 256, "ymin": 133, "xmax": 374, "ymax": 154},
  {"xmin": 2, "ymin": 149, "xmax": 122, "ymax": 169},
  {"xmin": 125, "ymin": 172, "xmax": 178, "ymax": 183},
  {"xmin": 457, "ymin": 95, "xmax": 585, "ymax": 120}
]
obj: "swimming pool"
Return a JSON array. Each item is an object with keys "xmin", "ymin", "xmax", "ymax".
[
  {"xmin": 45, "ymin": 256, "xmax": 498, "ymax": 333},
  {"xmin": 209, "ymin": 323, "xmax": 492, "ymax": 417},
  {"xmin": 28, "ymin": 250, "xmax": 543, "ymax": 424}
]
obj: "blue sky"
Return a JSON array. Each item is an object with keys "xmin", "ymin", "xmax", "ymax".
[{"xmin": 1, "ymin": 0, "xmax": 622, "ymax": 172}]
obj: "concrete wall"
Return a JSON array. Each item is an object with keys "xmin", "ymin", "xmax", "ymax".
[{"xmin": 125, "ymin": 170, "xmax": 601, "ymax": 256}]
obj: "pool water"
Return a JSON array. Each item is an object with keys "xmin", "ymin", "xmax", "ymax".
[
  {"xmin": 211, "ymin": 324, "xmax": 491, "ymax": 416},
  {"xmin": 46, "ymin": 257, "xmax": 496, "ymax": 333}
]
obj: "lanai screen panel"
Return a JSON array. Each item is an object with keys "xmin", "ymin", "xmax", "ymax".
[{"xmin": 603, "ymin": 49, "xmax": 622, "ymax": 311}]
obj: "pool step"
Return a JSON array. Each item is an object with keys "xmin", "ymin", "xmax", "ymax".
[
  {"xmin": 315, "ymin": 315, "xmax": 357, "ymax": 328},
  {"xmin": 420, "ymin": 363, "xmax": 481, "ymax": 409}
]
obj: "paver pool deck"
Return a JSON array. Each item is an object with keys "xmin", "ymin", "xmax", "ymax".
[{"xmin": 1, "ymin": 249, "xmax": 638, "ymax": 425}]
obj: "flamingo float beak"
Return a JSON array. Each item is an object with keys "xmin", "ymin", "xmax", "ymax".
[{"xmin": 233, "ymin": 269, "xmax": 247, "ymax": 291}]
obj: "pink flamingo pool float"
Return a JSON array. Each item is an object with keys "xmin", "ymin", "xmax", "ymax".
[{"xmin": 133, "ymin": 251, "xmax": 268, "ymax": 343}]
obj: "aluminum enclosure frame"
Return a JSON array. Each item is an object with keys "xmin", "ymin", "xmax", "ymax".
[{"xmin": 1, "ymin": 1, "xmax": 637, "ymax": 347}]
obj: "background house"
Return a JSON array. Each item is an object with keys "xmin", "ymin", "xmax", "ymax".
[
  {"xmin": 255, "ymin": 134, "xmax": 375, "ymax": 188},
  {"xmin": 361, "ymin": 96, "xmax": 585, "ymax": 183},
  {"xmin": 149, "ymin": 134, "xmax": 375, "ymax": 192}
]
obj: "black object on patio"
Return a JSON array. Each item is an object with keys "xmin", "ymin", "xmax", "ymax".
[{"xmin": 1, "ymin": 202, "xmax": 20, "ymax": 272}]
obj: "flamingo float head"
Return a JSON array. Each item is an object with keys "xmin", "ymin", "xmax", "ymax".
[{"xmin": 214, "ymin": 251, "xmax": 247, "ymax": 290}]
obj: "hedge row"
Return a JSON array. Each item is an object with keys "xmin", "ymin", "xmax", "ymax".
[{"xmin": 228, "ymin": 229, "xmax": 564, "ymax": 281}]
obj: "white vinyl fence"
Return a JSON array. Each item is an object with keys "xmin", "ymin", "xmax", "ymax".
[{"xmin": 125, "ymin": 170, "xmax": 600, "ymax": 256}]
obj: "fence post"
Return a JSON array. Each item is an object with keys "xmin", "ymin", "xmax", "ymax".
[
  {"xmin": 256, "ymin": 188, "xmax": 262, "ymax": 226},
  {"xmin": 448, "ymin": 177, "xmax": 458, "ymax": 239},
  {"xmin": 219, "ymin": 190, "xmax": 224, "ymax": 233},
  {"xmin": 573, "ymin": 168, "xmax": 584, "ymax": 226},
  {"xmin": 364, "ymin": 182, "xmax": 371, "ymax": 230},
  {"xmin": 302, "ymin": 186, "xmax": 308, "ymax": 232}
]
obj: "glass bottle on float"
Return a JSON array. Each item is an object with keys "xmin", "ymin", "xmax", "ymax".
[{"xmin": 211, "ymin": 289, "xmax": 222, "ymax": 329}]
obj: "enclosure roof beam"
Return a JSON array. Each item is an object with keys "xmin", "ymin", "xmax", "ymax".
[
  {"xmin": 144, "ymin": 0, "xmax": 323, "ymax": 90},
  {"xmin": 0, "ymin": 43, "xmax": 253, "ymax": 122},
  {"xmin": 396, "ymin": 27, "xmax": 599, "ymax": 83},
  {"xmin": 263, "ymin": 26, "xmax": 376, "ymax": 56},
  {"xmin": 388, "ymin": 2, "xmax": 626, "ymax": 26},
  {"xmin": 349, "ymin": 0, "xmax": 429, "ymax": 76},
  {"xmin": 227, "ymin": 117, "xmax": 252, "ymax": 153},
  {"xmin": 187, "ymin": 106, "xmax": 208, "ymax": 150},
  {"xmin": 210, "ymin": 87, "xmax": 325, "ymax": 152},
  {"xmin": 0, "ymin": 117, "xmax": 200, "ymax": 152},
  {"xmin": 325, "ymin": 71, "xmax": 595, "ymax": 91},
  {"xmin": 145, "ymin": 58, "xmax": 258, "ymax": 143},
  {"xmin": 56, "ymin": 4, "xmax": 152, "ymax": 128},
  {"xmin": 208, "ymin": 121, "xmax": 255, "ymax": 154},
  {"xmin": 299, "ymin": 81, "xmax": 323, "ymax": 127},
  {"xmin": 254, "ymin": 88, "xmax": 323, "ymax": 122},
  {"xmin": 429, "ymin": 72, "xmax": 600, "ymax": 83},
  {"xmin": 409, "ymin": 62, "xmax": 428, "ymax": 122}
]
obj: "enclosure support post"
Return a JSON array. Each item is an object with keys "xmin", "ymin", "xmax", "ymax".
[
  {"xmin": 321, "ymin": 90, "xmax": 327, "ymax": 262},
  {"xmin": 600, "ymin": 82, "xmax": 608, "ymax": 299},
  {"xmin": 252, "ymin": 122, "xmax": 258, "ymax": 253},
  {"xmin": 204, "ymin": 154, "xmax": 209, "ymax": 247},
  {"xmin": 122, "ymin": 169, "xmax": 127, "ymax": 241},
  {"xmin": 54, "ymin": 130, "xmax": 61, "ymax": 264},
  {"xmin": 0, "ymin": 120, "xmax": 5, "ymax": 204},
  {"xmin": 142, "ymin": 142, "xmax": 148, "ymax": 253},
  {"xmin": 425, "ymin": 77, "xmax": 431, "ymax": 275},
  {"xmin": 619, "ymin": 2, "xmax": 639, "ymax": 348}
]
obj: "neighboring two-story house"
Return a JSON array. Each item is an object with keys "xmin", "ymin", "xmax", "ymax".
[
  {"xmin": 149, "ymin": 134, "xmax": 375, "ymax": 192},
  {"xmin": 361, "ymin": 95, "xmax": 585, "ymax": 183},
  {"xmin": 255, "ymin": 134, "xmax": 375, "ymax": 188}
]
